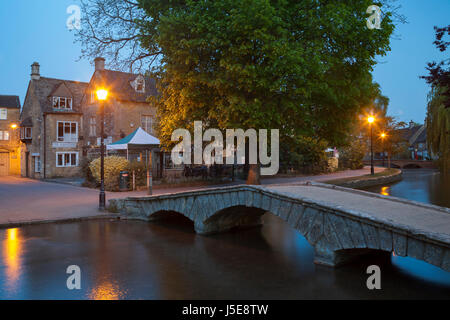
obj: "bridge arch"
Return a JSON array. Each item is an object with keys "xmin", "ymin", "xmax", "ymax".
[{"xmin": 111, "ymin": 185, "xmax": 450, "ymax": 272}]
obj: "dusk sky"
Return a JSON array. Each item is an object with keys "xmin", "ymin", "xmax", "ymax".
[{"xmin": 1, "ymin": 0, "xmax": 449, "ymax": 124}]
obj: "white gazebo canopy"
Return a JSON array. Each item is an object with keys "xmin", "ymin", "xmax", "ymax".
[{"xmin": 106, "ymin": 127, "xmax": 160, "ymax": 151}]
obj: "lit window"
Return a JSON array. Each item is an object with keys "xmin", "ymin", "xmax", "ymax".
[{"xmin": 0, "ymin": 131, "xmax": 9, "ymax": 140}]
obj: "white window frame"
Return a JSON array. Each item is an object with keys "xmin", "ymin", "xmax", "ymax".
[
  {"xmin": 0, "ymin": 130, "xmax": 9, "ymax": 141},
  {"xmin": 34, "ymin": 156, "xmax": 41, "ymax": 173},
  {"xmin": 56, "ymin": 152, "xmax": 79, "ymax": 167},
  {"xmin": 0, "ymin": 108, "xmax": 7, "ymax": 120},
  {"xmin": 52, "ymin": 97, "xmax": 73, "ymax": 110},
  {"xmin": 135, "ymin": 76, "xmax": 145, "ymax": 93},
  {"xmin": 141, "ymin": 115, "xmax": 153, "ymax": 134},
  {"xmin": 89, "ymin": 116, "xmax": 96, "ymax": 137},
  {"xmin": 20, "ymin": 127, "xmax": 32, "ymax": 139},
  {"xmin": 57, "ymin": 121, "xmax": 78, "ymax": 142}
]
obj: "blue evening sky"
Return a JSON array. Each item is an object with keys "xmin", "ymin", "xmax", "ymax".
[{"xmin": 0, "ymin": 0, "xmax": 448, "ymax": 123}]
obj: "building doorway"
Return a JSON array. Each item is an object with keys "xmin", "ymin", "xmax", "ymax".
[{"xmin": 0, "ymin": 152, "xmax": 9, "ymax": 176}]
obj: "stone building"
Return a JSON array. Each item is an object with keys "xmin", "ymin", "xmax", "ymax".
[
  {"xmin": 81, "ymin": 58, "xmax": 164, "ymax": 176},
  {"xmin": 0, "ymin": 95, "xmax": 21, "ymax": 175},
  {"xmin": 20, "ymin": 62, "xmax": 88, "ymax": 178}
]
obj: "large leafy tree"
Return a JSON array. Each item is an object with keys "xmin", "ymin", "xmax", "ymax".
[
  {"xmin": 137, "ymin": 0, "xmax": 395, "ymax": 183},
  {"xmin": 76, "ymin": 0, "xmax": 399, "ymax": 183}
]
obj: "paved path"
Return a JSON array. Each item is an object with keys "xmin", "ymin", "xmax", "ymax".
[{"xmin": 0, "ymin": 166, "xmax": 384, "ymax": 226}]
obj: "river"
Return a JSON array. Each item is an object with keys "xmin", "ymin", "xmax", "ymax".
[{"xmin": 0, "ymin": 169, "xmax": 449, "ymax": 299}]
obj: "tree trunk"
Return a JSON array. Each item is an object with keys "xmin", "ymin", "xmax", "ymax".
[
  {"xmin": 246, "ymin": 163, "xmax": 261, "ymax": 185},
  {"xmin": 388, "ymin": 153, "xmax": 391, "ymax": 169}
]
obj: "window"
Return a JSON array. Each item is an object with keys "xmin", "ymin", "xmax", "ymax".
[
  {"xmin": 141, "ymin": 115, "xmax": 153, "ymax": 134},
  {"xmin": 135, "ymin": 76, "xmax": 145, "ymax": 93},
  {"xmin": 96, "ymin": 136, "xmax": 112, "ymax": 146},
  {"xmin": 90, "ymin": 92, "xmax": 95, "ymax": 104},
  {"xmin": 0, "ymin": 131, "xmax": 9, "ymax": 140},
  {"xmin": 34, "ymin": 156, "xmax": 41, "ymax": 173},
  {"xmin": 89, "ymin": 116, "xmax": 96, "ymax": 136},
  {"xmin": 56, "ymin": 152, "xmax": 78, "ymax": 167},
  {"xmin": 20, "ymin": 127, "xmax": 32, "ymax": 139},
  {"xmin": 57, "ymin": 121, "xmax": 78, "ymax": 142},
  {"xmin": 52, "ymin": 97, "xmax": 73, "ymax": 110},
  {"xmin": 0, "ymin": 108, "xmax": 7, "ymax": 120}
]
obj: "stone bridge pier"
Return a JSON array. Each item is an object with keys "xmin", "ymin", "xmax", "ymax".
[{"xmin": 109, "ymin": 184, "xmax": 450, "ymax": 271}]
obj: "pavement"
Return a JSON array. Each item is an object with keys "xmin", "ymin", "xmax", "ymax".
[{"xmin": 0, "ymin": 166, "xmax": 385, "ymax": 227}]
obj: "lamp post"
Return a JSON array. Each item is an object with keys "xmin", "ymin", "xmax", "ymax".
[
  {"xmin": 96, "ymin": 89, "xmax": 108, "ymax": 211},
  {"xmin": 380, "ymin": 132, "xmax": 386, "ymax": 167},
  {"xmin": 368, "ymin": 116, "xmax": 375, "ymax": 175}
]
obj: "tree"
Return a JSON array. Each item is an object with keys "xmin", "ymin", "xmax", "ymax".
[
  {"xmin": 421, "ymin": 25, "xmax": 450, "ymax": 109},
  {"xmin": 140, "ymin": 0, "xmax": 396, "ymax": 183},
  {"xmin": 426, "ymin": 86, "xmax": 450, "ymax": 171},
  {"xmin": 76, "ymin": 0, "xmax": 401, "ymax": 184}
]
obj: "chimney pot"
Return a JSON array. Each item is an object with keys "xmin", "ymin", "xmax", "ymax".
[
  {"xmin": 94, "ymin": 57, "xmax": 105, "ymax": 71},
  {"xmin": 31, "ymin": 62, "xmax": 40, "ymax": 80}
]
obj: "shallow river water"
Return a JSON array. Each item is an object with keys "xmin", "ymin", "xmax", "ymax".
[{"xmin": 0, "ymin": 169, "xmax": 449, "ymax": 299}]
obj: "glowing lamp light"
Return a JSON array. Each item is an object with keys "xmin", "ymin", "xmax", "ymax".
[
  {"xmin": 367, "ymin": 116, "xmax": 375, "ymax": 124},
  {"xmin": 10, "ymin": 124, "xmax": 17, "ymax": 129},
  {"xmin": 380, "ymin": 132, "xmax": 386, "ymax": 138},
  {"xmin": 96, "ymin": 89, "xmax": 108, "ymax": 101}
]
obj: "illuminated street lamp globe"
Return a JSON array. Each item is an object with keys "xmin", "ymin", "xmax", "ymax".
[
  {"xmin": 96, "ymin": 89, "xmax": 108, "ymax": 101},
  {"xmin": 368, "ymin": 116, "xmax": 375, "ymax": 124}
]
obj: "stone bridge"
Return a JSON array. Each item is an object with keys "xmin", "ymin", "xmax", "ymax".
[
  {"xmin": 109, "ymin": 183, "xmax": 450, "ymax": 272},
  {"xmin": 363, "ymin": 159, "xmax": 436, "ymax": 169}
]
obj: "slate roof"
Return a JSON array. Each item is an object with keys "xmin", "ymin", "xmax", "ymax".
[
  {"xmin": 0, "ymin": 95, "xmax": 21, "ymax": 108},
  {"xmin": 20, "ymin": 116, "xmax": 33, "ymax": 127},
  {"xmin": 95, "ymin": 70, "xmax": 157, "ymax": 103},
  {"xmin": 32, "ymin": 77, "xmax": 89, "ymax": 113}
]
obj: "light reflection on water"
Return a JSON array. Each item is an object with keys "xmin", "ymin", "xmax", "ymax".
[{"xmin": 0, "ymin": 216, "xmax": 448, "ymax": 300}]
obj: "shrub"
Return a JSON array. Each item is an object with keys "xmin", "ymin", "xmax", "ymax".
[
  {"xmin": 127, "ymin": 160, "xmax": 148, "ymax": 187},
  {"xmin": 80, "ymin": 157, "xmax": 98, "ymax": 187},
  {"xmin": 89, "ymin": 156, "xmax": 129, "ymax": 191}
]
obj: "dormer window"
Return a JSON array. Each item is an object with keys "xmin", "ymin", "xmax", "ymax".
[
  {"xmin": 52, "ymin": 97, "xmax": 73, "ymax": 110},
  {"xmin": 133, "ymin": 75, "xmax": 145, "ymax": 93}
]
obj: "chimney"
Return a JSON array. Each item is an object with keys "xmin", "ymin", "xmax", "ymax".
[
  {"xmin": 31, "ymin": 62, "xmax": 40, "ymax": 80},
  {"xmin": 94, "ymin": 57, "xmax": 105, "ymax": 71},
  {"xmin": 409, "ymin": 120, "xmax": 415, "ymax": 128}
]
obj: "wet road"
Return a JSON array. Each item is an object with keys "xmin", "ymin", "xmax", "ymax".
[{"xmin": 1, "ymin": 215, "xmax": 449, "ymax": 299}]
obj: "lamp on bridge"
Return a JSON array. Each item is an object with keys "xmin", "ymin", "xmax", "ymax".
[
  {"xmin": 96, "ymin": 88, "xmax": 108, "ymax": 211},
  {"xmin": 367, "ymin": 116, "xmax": 375, "ymax": 175}
]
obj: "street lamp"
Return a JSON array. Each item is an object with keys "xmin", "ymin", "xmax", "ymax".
[
  {"xmin": 96, "ymin": 88, "xmax": 108, "ymax": 211},
  {"xmin": 367, "ymin": 116, "xmax": 375, "ymax": 175},
  {"xmin": 380, "ymin": 132, "xmax": 386, "ymax": 167}
]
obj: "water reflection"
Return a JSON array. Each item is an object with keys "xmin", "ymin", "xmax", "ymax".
[
  {"xmin": 0, "ymin": 218, "xmax": 448, "ymax": 299},
  {"xmin": 380, "ymin": 186, "xmax": 390, "ymax": 196},
  {"xmin": 3, "ymin": 229, "xmax": 21, "ymax": 287},
  {"xmin": 365, "ymin": 169, "xmax": 450, "ymax": 208}
]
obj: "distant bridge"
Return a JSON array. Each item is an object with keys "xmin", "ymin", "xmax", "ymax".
[
  {"xmin": 363, "ymin": 159, "xmax": 436, "ymax": 169},
  {"xmin": 110, "ymin": 183, "xmax": 450, "ymax": 272}
]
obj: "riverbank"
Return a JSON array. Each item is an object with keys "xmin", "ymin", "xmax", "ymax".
[
  {"xmin": 0, "ymin": 167, "xmax": 384, "ymax": 228},
  {"xmin": 323, "ymin": 168, "xmax": 402, "ymax": 189}
]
